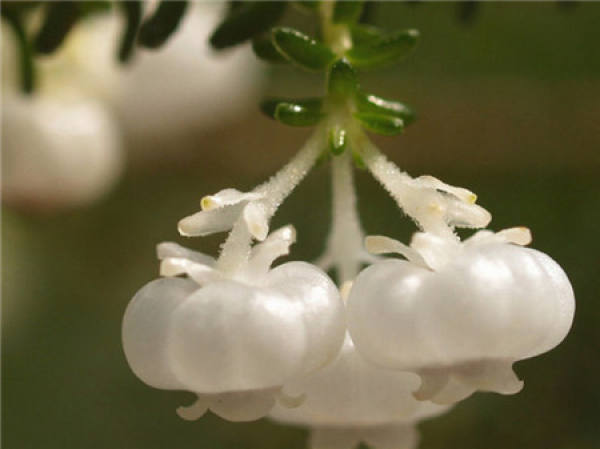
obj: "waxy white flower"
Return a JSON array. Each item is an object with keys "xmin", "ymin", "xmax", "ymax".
[
  {"xmin": 347, "ymin": 228, "xmax": 575, "ymax": 405},
  {"xmin": 1, "ymin": 18, "xmax": 123, "ymax": 211},
  {"xmin": 122, "ymin": 226, "xmax": 345, "ymax": 422},
  {"xmin": 1, "ymin": 93, "xmax": 123, "ymax": 211},
  {"xmin": 115, "ymin": 2, "xmax": 263, "ymax": 147},
  {"xmin": 270, "ymin": 333, "xmax": 450, "ymax": 449}
]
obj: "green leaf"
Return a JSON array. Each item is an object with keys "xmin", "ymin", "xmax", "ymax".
[
  {"xmin": 260, "ymin": 98, "xmax": 323, "ymax": 127},
  {"xmin": 210, "ymin": 2, "xmax": 286, "ymax": 50},
  {"xmin": 355, "ymin": 92, "xmax": 415, "ymax": 124},
  {"xmin": 276, "ymin": 103, "xmax": 324, "ymax": 127},
  {"xmin": 118, "ymin": 1, "xmax": 142, "ymax": 63},
  {"xmin": 354, "ymin": 112, "xmax": 404, "ymax": 136},
  {"xmin": 272, "ymin": 27, "xmax": 336, "ymax": 72},
  {"xmin": 34, "ymin": 2, "xmax": 80, "ymax": 54},
  {"xmin": 349, "ymin": 24, "xmax": 384, "ymax": 46},
  {"xmin": 328, "ymin": 58, "xmax": 358, "ymax": 98},
  {"xmin": 329, "ymin": 126, "xmax": 348, "ymax": 155},
  {"xmin": 346, "ymin": 29, "xmax": 419, "ymax": 69},
  {"xmin": 252, "ymin": 34, "xmax": 288, "ymax": 64},
  {"xmin": 1, "ymin": 9, "xmax": 35, "ymax": 93},
  {"xmin": 333, "ymin": 1, "xmax": 364, "ymax": 24},
  {"xmin": 138, "ymin": 1, "xmax": 188, "ymax": 49}
]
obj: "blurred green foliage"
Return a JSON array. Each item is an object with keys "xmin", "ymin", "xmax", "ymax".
[{"xmin": 3, "ymin": 2, "xmax": 600, "ymax": 449}]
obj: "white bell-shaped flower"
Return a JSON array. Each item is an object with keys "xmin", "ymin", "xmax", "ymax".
[
  {"xmin": 270, "ymin": 333, "xmax": 450, "ymax": 449},
  {"xmin": 115, "ymin": 2, "xmax": 263, "ymax": 148},
  {"xmin": 122, "ymin": 226, "xmax": 345, "ymax": 421},
  {"xmin": 347, "ymin": 228, "xmax": 575, "ymax": 405},
  {"xmin": 1, "ymin": 18, "xmax": 123, "ymax": 211},
  {"xmin": 1, "ymin": 92, "xmax": 123, "ymax": 211}
]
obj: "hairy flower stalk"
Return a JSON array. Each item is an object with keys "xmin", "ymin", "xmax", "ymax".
[
  {"xmin": 317, "ymin": 151, "xmax": 374, "ymax": 284},
  {"xmin": 121, "ymin": 2, "xmax": 575, "ymax": 448},
  {"xmin": 350, "ymin": 128, "xmax": 491, "ymax": 240}
]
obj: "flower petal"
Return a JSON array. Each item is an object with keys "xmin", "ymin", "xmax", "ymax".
[
  {"xmin": 157, "ymin": 241, "xmax": 215, "ymax": 266},
  {"xmin": 160, "ymin": 257, "xmax": 222, "ymax": 285},
  {"xmin": 414, "ymin": 175, "xmax": 477, "ymax": 204},
  {"xmin": 244, "ymin": 225, "xmax": 297, "ymax": 279},
  {"xmin": 243, "ymin": 201, "xmax": 269, "ymax": 241},
  {"xmin": 178, "ymin": 203, "xmax": 243, "ymax": 237},
  {"xmin": 200, "ymin": 188, "xmax": 264, "ymax": 211},
  {"xmin": 176, "ymin": 395, "xmax": 210, "ymax": 421},
  {"xmin": 208, "ymin": 388, "xmax": 278, "ymax": 422},
  {"xmin": 365, "ymin": 235, "xmax": 429, "ymax": 269}
]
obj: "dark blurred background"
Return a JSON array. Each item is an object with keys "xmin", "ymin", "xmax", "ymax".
[{"xmin": 3, "ymin": 2, "xmax": 600, "ymax": 448}]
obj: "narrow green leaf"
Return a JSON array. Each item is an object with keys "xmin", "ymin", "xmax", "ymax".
[
  {"xmin": 328, "ymin": 58, "xmax": 358, "ymax": 98},
  {"xmin": 252, "ymin": 34, "xmax": 288, "ymax": 64},
  {"xmin": 349, "ymin": 24, "xmax": 384, "ymax": 46},
  {"xmin": 272, "ymin": 27, "xmax": 336, "ymax": 72},
  {"xmin": 1, "ymin": 9, "xmax": 35, "ymax": 93},
  {"xmin": 354, "ymin": 113, "xmax": 404, "ymax": 136},
  {"xmin": 138, "ymin": 1, "xmax": 188, "ymax": 49},
  {"xmin": 34, "ymin": 2, "xmax": 80, "ymax": 54},
  {"xmin": 333, "ymin": 1, "xmax": 364, "ymax": 24},
  {"xmin": 275, "ymin": 103, "xmax": 323, "ymax": 127},
  {"xmin": 346, "ymin": 29, "xmax": 419, "ymax": 69},
  {"xmin": 118, "ymin": 1, "xmax": 142, "ymax": 63},
  {"xmin": 355, "ymin": 92, "xmax": 415, "ymax": 124},
  {"xmin": 261, "ymin": 98, "xmax": 323, "ymax": 127},
  {"xmin": 210, "ymin": 2, "xmax": 286, "ymax": 50},
  {"xmin": 260, "ymin": 97, "xmax": 322, "ymax": 119},
  {"xmin": 329, "ymin": 126, "xmax": 347, "ymax": 155}
]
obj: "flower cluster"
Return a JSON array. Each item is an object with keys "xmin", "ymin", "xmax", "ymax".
[
  {"xmin": 122, "ymin": 3, "xmax": 575, "ymax": 449},
  {"xmin": 123, "ymin": 121, "xmax": 574, "ymax": 449}
]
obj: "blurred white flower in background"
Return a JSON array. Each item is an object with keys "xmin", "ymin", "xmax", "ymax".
[
  {"xmin": 114, "ymin": 2, "xmax": 264, "ymax": 151},
  {"xmin": 1, "ymin": 3, "xmax": 264, "ymax": 212},
  {"xmin": 1, "ymin": 16, "xmax": 123, "ymax": 212}
]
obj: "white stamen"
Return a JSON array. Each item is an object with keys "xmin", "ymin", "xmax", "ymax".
[
  {"xmin": 244, "ymin": 225, "xmax": 297, "ymax": 280},
  {"xmin": 160, "ymin": 257, "xmax": 221, "ymax": 285},
  {"xmin": 200, "ymin": 188, "xmax": 264, "ymax": 211},
  {"xmin": 352, "ymin": 130, "xmax": 490, "ymax": 239},
  {"xmin": 366, "ymin": 235, "xmax": 430, "ymax": 269},
  {"xmin": 216, "ymin": 127, "xmax": 326, "ymax": 275},
  {"xmin": 496, "ymin": 227, "xmax": 532, "ymax": 246},
  {"xmin": 156, "ymin": 242, "xmax": 215, "ymax": 266},
  {"xmin": 178, "ymin": 203, "xmax": 244, "ymax": 237},
  {"xmin": 413, "ymin": 175, "xmax": 477, "ymax": 204},
  {"xmin": 176, "ymin": 396, "xmax": 209, "ymax": 421},
  {"xmin": 243, "ymin": 201, "xmax": 269, "ymax": 241}
]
